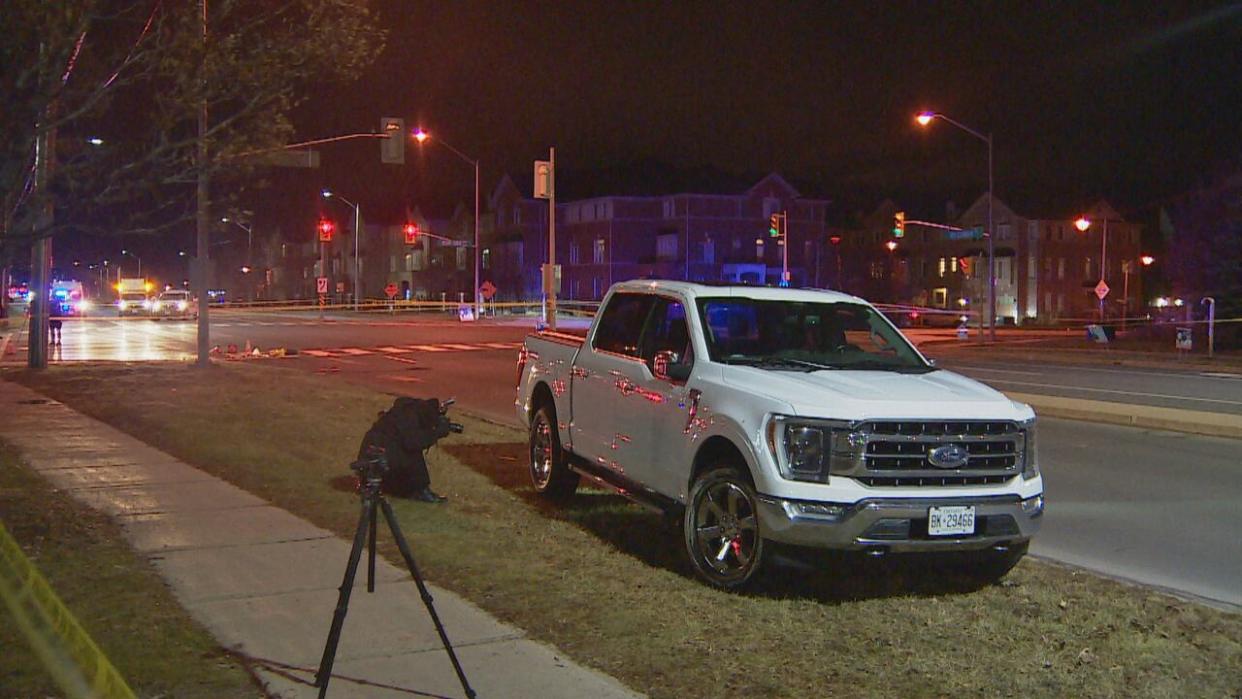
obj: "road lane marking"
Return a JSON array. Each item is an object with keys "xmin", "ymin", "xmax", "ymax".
[
  {"xmin": 382, "ymin": 375, "xmax": 423, "ymax": 382},
  {"xmin": 1201, "ymin": 372, "xmax": 1242, "ymax": 380},
  {"xmin": 482, "ymin": 342, "xmax": 522, "ymax": 349},
  {"xmin": 950, "ymin": 365, "xmax": 1044, "ymax": 376},
  {"xmin": 982, "ymin": 378, "xmax": 1242, "ymax": 407},
  {"xmin": 300, "ymin": 349, "xmax": 338, "ymax": 357},
  {"xmin": 406, "ymin": 344, "xmax": 451, "ymax": 352},
  {"xmin": 383, "ymin": 356, "xmax": 420, "ymax": 365},
  {"xmin": 375, "ymin": 346, "xmax": 412, "ymax": 354},
  {"xmin": 337, "ymin": 348, "xmax": 372, "ymax": 355},
  {"xmin": 439, "ymin": 343, "xmax": 483, "ymax": 350},
  {"xmin": 954, "ymin": 361, "xmax": 1236, "ymax": 382}
]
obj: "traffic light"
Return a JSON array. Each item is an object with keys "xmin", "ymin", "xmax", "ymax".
[
  {"xmin": 318, "ymin": 218, "xmax": 335, "ymax": 242},
  {"xmin": 829, "ymin": 234, "xmax": 842, "ymax": 246},
  {"xmin": 403, "ymin": 222, "xmax": 419, "ymax": 245},
  {"xmin": 380, "ymin": 117, "xmax": 404, "ymax": 164},
  {"xmin": 769, "ymin": 213, "xmax": 781, "ymax": 238},
  {"xmin": 893, "ymin": 211, "xmax": 905, "ymax": 238}
]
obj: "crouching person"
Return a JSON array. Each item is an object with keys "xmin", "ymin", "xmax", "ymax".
[{"xmin": 358, "ymin": 397, "xmax": 454, "ymax": 503}]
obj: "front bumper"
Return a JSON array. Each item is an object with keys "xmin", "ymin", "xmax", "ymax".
[{"xmin": 756, "ymin": 492, "xmax": 1043, "ymax": 553}]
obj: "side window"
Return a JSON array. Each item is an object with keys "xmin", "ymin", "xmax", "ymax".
[
  {"xmin": 592, "ymin": 293, "xmax": 654, "ymax": 356},
  {"xmin": 640, "ymin": 299, "xmax": 693, "ymax": 367}
]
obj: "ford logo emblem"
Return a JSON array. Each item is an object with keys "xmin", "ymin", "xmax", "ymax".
[{"xmin": 928, "ymin": 444, "xmax": 970, "ymax": 469}]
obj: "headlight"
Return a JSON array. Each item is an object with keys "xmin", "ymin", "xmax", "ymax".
[
  {"xmin": 142, "ymin": 300, "xmax": 152, "ymax": 309},
  {"xmin": 766, "ymin": 417, "xmax": 829, "ymax": 483},
  {"xmin": 152, "ymin": 301, "xmax": 163, "ymax": 311},
  {"xmin": 1019, "ymin": 417, "xmax": 1039, "ymax": 480},
  {"xmin": 78, "ymin": 300, "xmax": 91, "ymax": 311},
  {"xmin": 177, "ymin": 301, "xmax": 188, "ymax": 311}
]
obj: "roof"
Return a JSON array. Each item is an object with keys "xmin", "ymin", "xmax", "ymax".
[{"xmin": 609, "ymin": 279, "xmax": 867, "ymax": 305}]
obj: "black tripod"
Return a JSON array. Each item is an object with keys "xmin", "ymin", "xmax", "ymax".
[{"xmin": 314, "ymin": 449, "xmax": 476, "ymax": 698}]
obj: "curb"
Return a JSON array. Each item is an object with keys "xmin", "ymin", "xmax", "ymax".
[{"xmin": 1007, "ymin": 391, "xmax": 1242, "ymax": 440}]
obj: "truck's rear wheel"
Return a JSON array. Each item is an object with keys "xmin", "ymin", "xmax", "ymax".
[
  {"xmin": 684, "ymin": 467, "xmax": 768, "ymax": 589},
  {"xmin": 529, "ymin": 405, "xmax": 579, "ymax": 503}
]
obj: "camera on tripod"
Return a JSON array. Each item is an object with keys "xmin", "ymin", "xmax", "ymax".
[{"xmin": 354, "ymin": 396, "xmax": 463, "ymax": 498}]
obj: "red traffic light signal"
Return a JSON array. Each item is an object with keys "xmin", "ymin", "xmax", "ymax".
[
  {"xmin": 829, "ymin": 234, "xmax": 842, "ymax": 246},
  {"xmin": 318, "ymin": 218, "xmax": 335, "ymax": 242},
  {"xmin": 403, "ymin": 222, "xmax": 419, "ymax": 245}
]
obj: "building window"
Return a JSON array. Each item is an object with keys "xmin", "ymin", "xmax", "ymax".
[
  {"xmin": 663, "ymin": 198, "xmax": 675, "ymax": 219},
  {"xmin": 657, "ymin": 233, "xmax": 678, "ymax": 261},
  {"xmin": 938, "ymin": 257, "xmax": 946, "ymax": 277},
  {"xmin": 482, "ymin": 248, "xmax": 491, "ymax": 270},
  {"xmin": 456, "ymin": 247, "xmax": 467, "ymax": 270},
  {"xmin": 933, "ymin": 287, "xmax": 948, "ymax": 308},
  {"xmin": 593, "ymin": 238, "xmax": 606, "ymax": 264},
  {"xmin": 390, "ymin": 255, "xmax": 397, "ymax": 273},
  {"xmin": 755, "ymin": 238, "xmax": 765, "ymax": 261},
  {"xmin": 1057, "ymin": 258, "xmax": 1065, "ymax": 280},
  {"xmin": 950, "ymin": 257, "xmax": 958, "ymax": 273},
  {"xmin": 763, "ymin": 197, "xmax": 780, "ymax": 217},
  {"xmin": 1084, "ymin": 257, "xmax": 1092, "ymax": 278},
  {"xmin": 998, "ymin": 223, "xmax": 1012, "ymax": 240},
  {"xmin": 569, "ymin": 241, "xmax": 580, "ymax": 264},
  {"xmin": 699, "ymin": 237, "xmax": 715, "ymax": 263}
]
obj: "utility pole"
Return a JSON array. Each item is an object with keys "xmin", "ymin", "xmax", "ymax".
[
  {"xmin": 195, "ymin": 0, "xmax": 211, "ymax": 367},
  {"xmin": 29, "ymin": 43, "xmax": 56, "ymax": 369},
  {"xmin": 547, "ymin": 147, "xmax": 557, "ymax": 331}
]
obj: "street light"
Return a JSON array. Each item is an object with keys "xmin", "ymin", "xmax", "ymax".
[
  {"xmin": 221, "ymin": 216, "xmax": 253, "ymax": 265},
  {"xmin": 412, "ymin": 127, "xmax": 481, "ymax": 316},
  {"xmin": 121, "ymin": 249, "xmax": 142, "ymax": 277},
  {"xmin": 916, "ymin": 110, "xmax": 995, "ymax": 341},
  {"xmin": 1073, "ymin": 215, "xmax": 1111, "ymax": 323},
  {"xmin": 321, "ymin": 190, "xmax": 363, "ymax": 311}
]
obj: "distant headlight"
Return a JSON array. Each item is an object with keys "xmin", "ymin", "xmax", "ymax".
[
  {"xmin": 77, "ymin": 300, "xmax": 91, "ymax": 311},
  {"xmin": 177, "ymin": 301, "xmax": 188, "ymax": 311},
  {"xmin": 142, "ymin": 300, "xmax": 152, "ymax": 310},
  {"xmin": 152, "ymin": 301, "xmax": 163, "ymax": 311}
]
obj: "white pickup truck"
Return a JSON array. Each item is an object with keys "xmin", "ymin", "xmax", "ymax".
[{"xmin": 515, "ymin": 281, "xmax": 1044, "ymax": 588}]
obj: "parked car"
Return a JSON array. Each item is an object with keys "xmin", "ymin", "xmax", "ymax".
[
  {"xmin": 516, "ymin": 280, "xmax": 1043, "ymax": 589},
  {"xmin": 151, "ymin": 289, "xmax": 197, "ymax": 320}
]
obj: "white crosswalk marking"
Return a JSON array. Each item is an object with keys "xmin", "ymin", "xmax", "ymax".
[{"xmin": 295, "ymin": 341, "xmax": 522, "ymax": 358}]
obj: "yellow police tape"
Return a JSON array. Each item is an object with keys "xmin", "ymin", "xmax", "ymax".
[{"xmin": 0, "ymin": 521, "xmax": 136, "ymax": 699}]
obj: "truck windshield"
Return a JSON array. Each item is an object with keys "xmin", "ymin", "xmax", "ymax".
[{"xmin": 696, "ymin": 297, "xmax": 933, "ymax": 372}]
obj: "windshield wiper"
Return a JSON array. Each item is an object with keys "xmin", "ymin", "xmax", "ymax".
[
  {"xmin": 837, "ymin": 359, "xmax": 937, "ymax": 374},
  {"xmin": 723, "ymin": 356, "xmax": 838, "ymax": 372}
]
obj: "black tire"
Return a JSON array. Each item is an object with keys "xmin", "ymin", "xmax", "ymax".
[
  {"xmin": 683, "ymin": 466, "xmax": 768, "ymax": 589},
  {"xmin": 528, "ymin": 404, "xmax": 579, "ymax": 503},
  {"xmin": 962, "ymin": 541, "xmax": 1028, "ymax": 583}
]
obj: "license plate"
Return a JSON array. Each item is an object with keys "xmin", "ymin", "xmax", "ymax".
[{"xmin": 928, "ymin": 506, "xmax": 975, "ymax": 536}]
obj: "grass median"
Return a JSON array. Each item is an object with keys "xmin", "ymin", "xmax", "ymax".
[
  {"xmin": 0, "ymin": 444, "xmax": 264, "ymax": 697},
  {"xmin": 8, "ymin": 362, "xmax": 1242, "ymax": 698}
]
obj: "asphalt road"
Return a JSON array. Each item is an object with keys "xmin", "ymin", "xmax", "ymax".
[
  {"xmin": 7, "ymin": 309, "xmax": 1241, "ymax": 608},
  {"xmin": 933, "ymin": 356, "xmax": 1242, "ymax": 416}
]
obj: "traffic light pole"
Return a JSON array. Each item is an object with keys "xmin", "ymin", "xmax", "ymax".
[{"xmin": 781, "ymin": 211, "xmax": 789, "ymax": 286}]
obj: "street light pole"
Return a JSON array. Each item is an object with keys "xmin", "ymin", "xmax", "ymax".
[
  {"xmin": 916, "ymin": 111, "xmax": 996, "ymax": 341},
  {"xmin": 122, "ymin": 249, "xmax": 142, "ymax": 277},
  {"xmin": 412, "ymin": 128, "xmax": 481, "ymax": 317},
  {"xmin": 321, "ymin": 191, "xmax": 362, "ymax": 311}
]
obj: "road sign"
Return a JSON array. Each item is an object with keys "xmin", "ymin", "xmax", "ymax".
[
  {"xmin": 479, "ymin": 281, "xmax": 496, "ymax": 301},
  {"xmin": 316, "ymin": 276, "xmax": 328, "ymax": 294},
  {"xmin": 945, "ymin": 226, "xmax": 985, "ymax": 241},
  {"xmin": 385, "ymin": 283, "xmax": 398, "ymax": 299},
  {"xmin": 1095, "ymin": 279, "xmax": 1110, "ymax": 300},
  {"xmin": 1176, "ymin": 327, "xmax": 1193, "ymax": 351}
]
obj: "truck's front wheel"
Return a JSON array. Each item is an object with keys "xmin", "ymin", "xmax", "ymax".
[
  {"xmin": 529, "ymin": 405, "xmax": 579, "ymax": 503},
  {"xmin": 684, "ymin": 467, "xmax": 768, "ymax": 589}
]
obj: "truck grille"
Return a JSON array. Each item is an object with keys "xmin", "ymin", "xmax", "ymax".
[{"xmin": 834, "ymin": 420, "xmax": 1024, "ymax": 487}]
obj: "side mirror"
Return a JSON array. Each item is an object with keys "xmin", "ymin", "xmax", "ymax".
[{"xmin": 653, "ymin": 350, "xmax": 692, "ymax": 382}]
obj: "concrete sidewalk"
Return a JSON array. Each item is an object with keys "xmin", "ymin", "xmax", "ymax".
[{"xmin": 0, "ymin": 380, "xmax": 641, "ymax": 699}]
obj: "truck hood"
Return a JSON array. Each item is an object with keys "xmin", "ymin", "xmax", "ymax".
[{"xmin": 720, "ymin": 366, "xmax": 1031, "ymax": 421}]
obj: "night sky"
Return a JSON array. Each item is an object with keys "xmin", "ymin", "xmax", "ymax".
[
  {"xmin": 47, "ymin": 2, "xmax": 1242, "ymax": 277},
  {"xmin": 310, "ymin": 0, "xmax": 1242, "ymax": 221}
]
